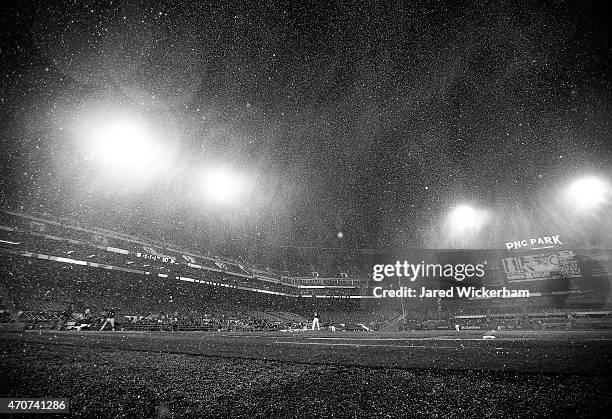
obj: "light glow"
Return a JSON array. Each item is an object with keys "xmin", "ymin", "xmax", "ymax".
[
  {"xmin": 565, "ymin": 176, "xmax": 610, "ymax": 212},
  {"xmin": 86, "ymin": 118, "xmax": 165, "ymax": 178},
  {"xmin": 201, "ymin": 167, "xmax": 246, "ymax": 205},
  {"xmin": 446, "ymin": 204, "xmax": 490, "ymax": 238}
]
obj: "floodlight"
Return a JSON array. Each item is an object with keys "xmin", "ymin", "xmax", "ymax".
[
  {"xmin": 86, "ymin": 118, "xmax": 164, "ymax": 178},
  {"xmin": 200, "ymin": 167, "xmax": 245, "ymax": 205},
  {"xmin": 564, "ymin": 176, "xmax": 609, "ymax": 212},
  {"xmin": 446, "ymin": 204, "xmax": 490, "ymax": 237}
]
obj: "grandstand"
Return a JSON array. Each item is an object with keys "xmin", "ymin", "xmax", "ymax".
[
  {"xmin": 0, "ymin": 209, "xmax": 376, "ymax": 330},
  {"xmin": 1, "ymin": 209, "xmax": 611, "ymax": 333}
]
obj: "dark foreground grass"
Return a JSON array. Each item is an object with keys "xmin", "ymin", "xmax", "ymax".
[{"xmin": 1, "ymin": 340, "xmax": 610, "ymax": 418}]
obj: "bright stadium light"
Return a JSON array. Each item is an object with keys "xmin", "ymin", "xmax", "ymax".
[
  {"xmin": 446, "ymin": 204, "xmax": 490, "ymax": 238},
  {"xmin": 564, "ymin": 176, "xmax": 610, "ymax": 212},
  {"xmin": 85, "ymin": 118, "xmax": 166, "ymax": 179},
  {"xmin": 200, "ymin": 167, "xmax": 246, "ymax": 205}
]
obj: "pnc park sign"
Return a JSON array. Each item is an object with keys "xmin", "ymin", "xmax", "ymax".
[{"xmin": 505, "ymin": 235, "xmax": 563, "ymax": 250}]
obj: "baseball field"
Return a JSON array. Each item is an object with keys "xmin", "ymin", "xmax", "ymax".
[{"xmin": 1, "ymin": 329, "xmax": 611, "ymax": 417}]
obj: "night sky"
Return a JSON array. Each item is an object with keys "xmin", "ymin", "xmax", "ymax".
[{"xmin": 1, "ymin": 1, "xmax": 611, "ymax": 258}]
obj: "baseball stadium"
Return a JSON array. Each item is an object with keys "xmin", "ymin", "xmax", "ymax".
[
  {"xmin": 2, "ymin": 1, "xmax": 612, "ymax": 418},
  {"xmin": 1, "ymin": 209, "xmax": 611, "ymax": 417}
]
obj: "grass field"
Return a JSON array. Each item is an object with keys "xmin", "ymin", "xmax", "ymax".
[{"xmin": 1, "ymin": 330, "xmax": 611, "ymax": 418}]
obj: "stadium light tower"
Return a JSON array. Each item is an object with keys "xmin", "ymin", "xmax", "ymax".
[{"xmin": 564, "ymin": 176, "xmax": 610, "ymax": 213}]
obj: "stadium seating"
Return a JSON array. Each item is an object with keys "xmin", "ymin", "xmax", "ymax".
[
  {"xmin": 1, "ymin": 209, "xmax": 611, "ymax": 331},
  {"xmin": 0, "ymin": 254, "xmax": 347, "ymax": 330}
]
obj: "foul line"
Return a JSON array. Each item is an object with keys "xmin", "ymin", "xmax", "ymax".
[
  {"xmin": 274, "ymin": 341, "xmax": 460, "ymax": 349},
  {"xmin": 306, "ymin": 337, "xmax": 454, "ymax": 341}
]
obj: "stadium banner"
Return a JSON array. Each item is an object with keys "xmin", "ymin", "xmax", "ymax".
[{"xmin": 137, "ymin": 246, "xmax": 177, "ymax": 264}]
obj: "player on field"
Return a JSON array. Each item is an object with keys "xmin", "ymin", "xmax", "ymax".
[
  {"xmin": 57, "ymin": 304, "xmax": 73, "ymax": 331},
  {"xmin": 100, "ymin": 309, "xmax": 116, "ymax": 331},
  {"xmin": 311, "ymin": 312, "xmax": 320, "ymax": 330}
]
